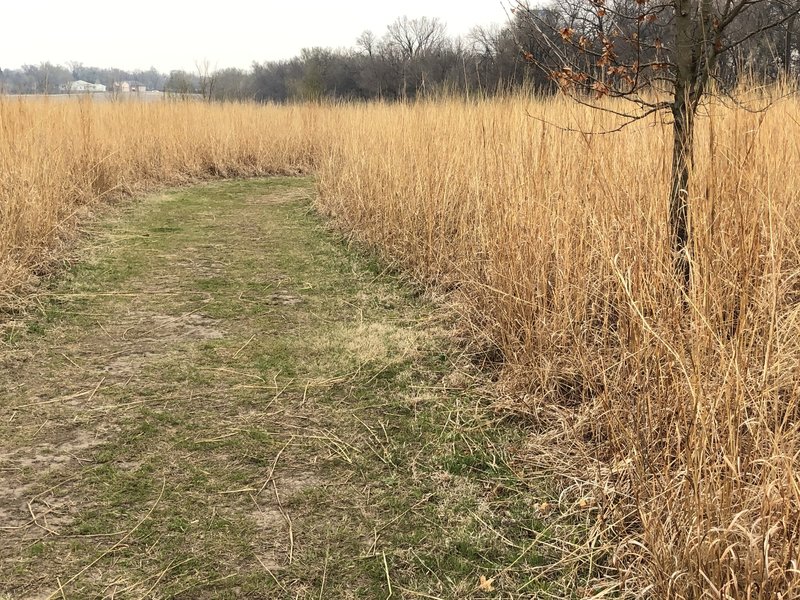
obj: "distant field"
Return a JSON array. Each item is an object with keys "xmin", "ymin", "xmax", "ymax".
[{"xmin": 1, "ymin": 94, "xmax": 798, "ymax": 598}]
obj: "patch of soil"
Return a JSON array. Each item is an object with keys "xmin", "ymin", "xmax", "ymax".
[
  {"xmin": 102, "ymin": 350, "xmax": 158, "ymax": 378},
  {"xmin": 249, "ymin": 473, "xmax": 320, "ymax": 569},
  {"xmin": 268, "ymin": 292, "xmax": 302, "ymax": 306},
  {"xmin": 251, "ymin": 504, "xmax": 287, "ymax": 570},
  {"xmin": 0, "ymin": 429, "xmax": 102, "ymax": 472},
  {"xmin": 121, "ymin": 311, "xmax": 224, "ymax": 342},
  {"xmin": 0, "ymin": 429, "xmax": 102, "ymax": 536}
]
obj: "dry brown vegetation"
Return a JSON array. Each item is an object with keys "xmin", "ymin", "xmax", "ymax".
[
  {"xmin": 0, "ymin": 98, "xmax": 320, "ymax": 301},
  {"xmin": 2, "ymin": 93, "xmax": 800, "ymax": 598}
]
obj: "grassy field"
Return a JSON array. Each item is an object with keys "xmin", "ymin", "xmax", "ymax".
[{"xmin": 1, "ymin": 94, "xmax": 799, "ymax": 597}]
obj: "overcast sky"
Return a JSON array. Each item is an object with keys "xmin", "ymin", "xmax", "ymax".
[{"xmin": 1, "ymin": 1, "xmax": 514, "ymax": 73}]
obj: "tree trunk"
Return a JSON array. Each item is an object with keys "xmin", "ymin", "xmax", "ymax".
[
  {"xmin": 669, "ymin": 100, "xmax": 694, "ymax": 290},
  {"xmin": 786, "ymin": 14, "xmax": 796, "ymax": 78},
  {"xmin": 670, "ymin": 0, "xmax": 697, "ymax": 290}
]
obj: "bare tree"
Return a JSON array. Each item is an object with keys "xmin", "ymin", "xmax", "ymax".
[
  {"xmin": 357, "ymin": 30, "xmax": 378, "ymax": 58},
  {"xmin": 386, "ymin": 16, "xmax": 448, "ymax": 60},
  {"xmin": 514, "ymin": 0, "xmax": 800, "ymax": 288},
  {"xmin": 384, "ymin": 16, "xmax": 449, "ymax": 97},
  {"xmin": 196, "ymin": 59, "xmax": 218, "ymax": 102}
]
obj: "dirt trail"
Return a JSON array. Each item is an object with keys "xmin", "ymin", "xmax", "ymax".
[{"xmin": 0, "ymin": 179, "xmax": 552, "ymax": 599}]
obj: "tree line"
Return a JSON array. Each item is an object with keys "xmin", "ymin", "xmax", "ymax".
[{"xmin": 2, "ymin": 5, "xmax": 797, "ymax": 101}]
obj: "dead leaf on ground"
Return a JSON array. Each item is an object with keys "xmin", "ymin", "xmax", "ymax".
[{"xmin": 478, "ymin": 574, "xmax": 495, "ymax": 592}]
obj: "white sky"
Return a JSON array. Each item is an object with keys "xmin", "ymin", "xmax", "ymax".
[{"xmin": 1, "ymin": 1, "xmax": 514, "ymax": 73}]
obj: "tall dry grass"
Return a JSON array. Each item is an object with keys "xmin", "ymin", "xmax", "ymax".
[
  {"xmin": 2, "ymin": 93, "xmax": 799, "ymax": 597},
  {"xmin": 0, "ymin": 97, "xmax": 324, "ymax": 300},
  {"xmin": 315, "ymin": 95, "xmax": 800, "ymax": 598}
]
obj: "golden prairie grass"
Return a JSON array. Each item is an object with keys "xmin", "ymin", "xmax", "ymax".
[
  {"xmin": 2, "ymin": 93, "xmax": 800, "ymax": 598},
  {"xmin": 317, "ymin": 96, "xmax": 800, "ymax": 598},
  {"xmin": 0, "ymin": 97, "xmax": 323, "ymax": 300}
]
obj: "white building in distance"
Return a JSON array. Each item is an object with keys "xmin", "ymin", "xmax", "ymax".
[{"xmin": 64, "ymin": 80, "xmax": 106, "ymax": 93}]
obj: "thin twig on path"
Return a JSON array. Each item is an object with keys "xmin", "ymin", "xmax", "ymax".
[
  {"xmin": 272, "ymin": 480, "xmax": 294, "ymax": 564},
  {"xmin": 382, "ymin": 551, "xmax": 393, "ymax": 599},
  {"xmin": 258, "ymin": 436, "xmax": 294, "ymax": 494},
  {"xmin": 13, "ymin": 378, "xmax": 104, "ymax": 410},
  {"xmin": 232, "ymin": 334, "xmax": 257, "ymax": 359}
]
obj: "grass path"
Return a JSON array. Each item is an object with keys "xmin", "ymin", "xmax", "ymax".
[{"xmin": 0, "ymin": 179, "xmax": 554, "ymax": 599}]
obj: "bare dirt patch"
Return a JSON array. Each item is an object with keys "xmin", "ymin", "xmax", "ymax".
[
  {"xmin": 148, "ymin": 312, "xmax": 224, "ymax": 340},
  {"xmin": 102, "ymin": 350, "xmax": 159, "ymax": 378},
  {"xmin": 267, "ymin": 291, "xmax": 302, "ymax": 305},
  {"xmin": 0, "ymin": 429, "xmax": 102, "ymax": 540}
]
